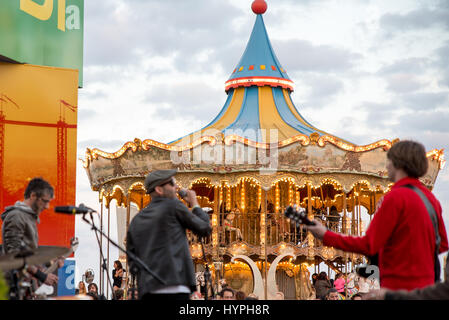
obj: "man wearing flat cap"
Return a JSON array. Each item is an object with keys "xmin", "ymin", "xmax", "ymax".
[{"xmin": 126, "ymin": 169, "xmax": 212, "ymax": 300}]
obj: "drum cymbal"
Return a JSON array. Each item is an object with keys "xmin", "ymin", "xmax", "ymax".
[{"xmin": 0, "ymin": 246, "xmax": 70, "ymax": 271}]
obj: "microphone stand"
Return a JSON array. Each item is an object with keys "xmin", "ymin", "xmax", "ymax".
[
  {"xmin": 85, "ymin": 212, "xmax": 115, "ymax": 299},
  {"xmin": 81, "ymin": 210, "xmax": 165, "ymax": 290}
]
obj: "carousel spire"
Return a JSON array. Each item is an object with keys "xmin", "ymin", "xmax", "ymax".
[
  {"xmin": 169, "ymin": 0, "xmax": 344, "ymax": 146},
  {"xmin": 225, "ymin": 1, "xmax": 293, "ymax": 92}
]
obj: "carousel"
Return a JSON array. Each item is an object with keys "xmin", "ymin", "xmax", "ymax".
[{"xmin": 82, "ymin": 0, "xmax": 445, "ymax": 299}]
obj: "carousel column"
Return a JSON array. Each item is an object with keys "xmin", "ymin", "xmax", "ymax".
[
  {"xmin": 358, "ymin": 189, "xmax": 363, "ymax": 236},
  {"xmin": 343, "ymin": 191, "xmax": 348, "ymax": 298},
  {"xmin": 99, "ymin": 197, "xmax": 104, "ymax": 296},
  {"xmin": 219, "ymin": 184, "xmax": 224, "ymax": 246},
  {"xmin": 212, "ymin": 186, "xmax": 219, "ymax": 259},
  {"xmin": 307, "ymin": 183, "xmax": 314, "ymax": 262},
  {"xmin": 124, "ymin": 193, "xmax": 131, "ymax": 293},
  {"xmin": 260, "ymin": 187, "xmax": 268, "ymax": 300},
  {"xmin": 106, "ymin": 197, "xmax": 112, "ymax": 299}
]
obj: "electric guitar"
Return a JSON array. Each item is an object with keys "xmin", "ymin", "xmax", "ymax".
[
  {"xmin": 283, "ymin": 205, "xmax": 315, "ymax": 226},
  {"xmin": 33, "ymin": 237, "xmax": 79, "ymax": 297}
]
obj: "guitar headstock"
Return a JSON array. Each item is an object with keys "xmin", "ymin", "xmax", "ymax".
[
  {"xmin": 70, "ymin": 237, "xmax": 79, "ymax": 252},
  {"xmin": 284, "ymin": 205, "xmax": 314, "ymax": 226}
]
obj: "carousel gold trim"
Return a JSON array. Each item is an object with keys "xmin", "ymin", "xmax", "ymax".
[{"xmin": 81, "ymin": 134, "xmax": 446, "ymax": 169}]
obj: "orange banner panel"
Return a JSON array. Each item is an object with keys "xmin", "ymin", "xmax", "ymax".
[{"xmin": 0, "ymin": 62, "xmax": 78, "ymax": 247}]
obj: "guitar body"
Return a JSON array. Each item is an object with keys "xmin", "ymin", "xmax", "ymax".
[{"xmin": 31, "ymin": 237, "xmax": 79, "ymax": 299}]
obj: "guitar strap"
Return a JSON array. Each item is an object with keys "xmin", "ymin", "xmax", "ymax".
[{"xmin": 403, "ymin": 184, "xmax": 441, "ymax": 282}]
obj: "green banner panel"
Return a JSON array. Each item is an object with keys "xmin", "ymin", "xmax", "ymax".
[{"xmin": 0, "ymin": 0, "xmax": 84, "ymax": 87}]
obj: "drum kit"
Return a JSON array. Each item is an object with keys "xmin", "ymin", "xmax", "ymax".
[{"xmin": 0, "ymin": 245, "xmax": 92, "ymax": 300}]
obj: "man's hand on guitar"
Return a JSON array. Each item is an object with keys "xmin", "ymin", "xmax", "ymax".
[
  {"xmin": 56, "ymin": 257, "xmax": 65, "ymax": 268},
  {"xmin": 305, "ymin": 219, "xmax": 327, "ymax": 240},
  {"xmin": 44, "ymin": 273, "xmax": 58, "ymax": 286}
]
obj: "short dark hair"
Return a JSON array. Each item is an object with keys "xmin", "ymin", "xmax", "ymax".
[
  {"xmin": 219, "ymin": 287, "xmax": 234, "ymax": 298},
  {"xmin": 24, "ymin": 177, "xmax": 54, "ymax": 199},
  {"xmin": 88, "ymin": 282, "xmax": 98, "ymax": 292},
  {"xmin": 317, "ymin": 271, "xmax": 328, "ymax": 280},
  {"xmin": 327, "ymin": 288, "xmax": 338, "ymax": 296},
  {"xmin": 387, "ymin": 140, "xmax": 428, "ymax": 178},
  {"xmin": 114, "ymin": 289, "xmax": 124, "ymax": 300}
]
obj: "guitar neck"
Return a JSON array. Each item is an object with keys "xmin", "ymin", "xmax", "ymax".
[{"xmin": 45, "ymin": 249, "xmax": 73, "ymax": 275}]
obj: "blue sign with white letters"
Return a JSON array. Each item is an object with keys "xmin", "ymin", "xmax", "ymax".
[{"xmin": 57, "ymin": 259, "xmax": 76, "ymax": 296}]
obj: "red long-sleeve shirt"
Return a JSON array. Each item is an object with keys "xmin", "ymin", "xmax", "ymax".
[{"xmin": 323, "ymin": 177, "xmax": 448, "ymax": 291}]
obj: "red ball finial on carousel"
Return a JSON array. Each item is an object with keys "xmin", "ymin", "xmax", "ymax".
[{"xmin": 252, "ymin": 0, "xmax": 267, "ymax": 15}]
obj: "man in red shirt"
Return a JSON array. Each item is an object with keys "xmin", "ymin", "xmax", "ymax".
[{"xmin": 307, "ymin": 140, "xmax": 448, "ymax": 291}]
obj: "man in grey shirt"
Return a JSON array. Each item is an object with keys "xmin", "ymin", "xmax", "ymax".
[{"xmin": 1, "ymin": 178, "xmax": 60, "ymax": 294}]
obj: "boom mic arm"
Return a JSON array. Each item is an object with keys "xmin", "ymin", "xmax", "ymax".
[{"xmin": 55, "ymin": 204, "xmax": 96, "ymax": 214}]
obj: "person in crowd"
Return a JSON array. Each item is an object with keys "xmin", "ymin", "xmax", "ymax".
[
  {"xmin": 351, "ymin": 293, "xmax": 363, "ymax": 300},
  {"xmin": 311, "ymin": 273, "xmax": 318, "ymax": 286},
  {"xmin": 333, "ymin": 273, "xmax": 345, "ymax": 295},
  {"xmin": 235, "ymin": 290, "xmax": 246, "ymax": 300},
  {"xmin": 88, "ymin": 282, "xmax": 106, "ymax": 300},
  {"xmin": 126, "ymin": 169, "xmax": 212, "ymax": 300},
  {"xmin": 76, "ymin": 281, "xmax": 87, "ymax": 295},
  {"xmin": 326, "ymin": 288, "xmax": 340, "ymax": 300},
  {"xmin": 245, "ymin": 293, "xmax": 258, "ymax": 300},
  {"xmin": 307, "ymin": 140, "xmax": 448, "ymax": 291},
  {"xmin": 113, "ymin": 288, "xmax": 124, "ymax": 300},
  {"xmin": 217, "ymin": 287, "xmax": 235, "ymax": 300},
  {"xmin": 1, "ymin": 178, "xmax": 64, "ymax": 298},
  {"xmin": 275, "ymin": 291, "xmax": 285, "ymax": 300},
  {"xmin": 86, "ymin": 291, "xmax": 98, "ymax": 300},
  {"xmin": 126, "ymin": 287, "xmax": 138, "ymax": 300},
  {"xmin": 190, "ymin": 291, "xmax": 203, "ymax": 300},
  {"xmin": 112, "ymin": 260, "xmax": 124, "ymax": 291},
  {"xmin": 314, "ymin": 272, "xmax": 332, "ymax": 300},
  {"xmin": 327, "ymin": 206, "xmax": 341, "ymax": 231},
  {"xmin": 224, "ymin": 211, "xmax": 243, "ymax": 241}
]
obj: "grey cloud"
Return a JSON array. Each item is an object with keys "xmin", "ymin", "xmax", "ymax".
[
  {"xmin": 377, "ymin": 57, "xmax": 430, "ymax": 75},
  {"xmin": 77, "ymin": 108, "xmax": 98, "ymax": 122},
  {"xmin": 360, "ymin": 101, "xmax": 398, "ymax": 130},
  {"xmin": 385, "ymin": 74, "xmax": 425, "ymax": 93},
  {"xmin": 398, "ymin": 110, "xmax": 449, "ymax": 133},
  {"xmin": 294, "ymin": 73, "xmax": 345, "ymax": 108},
  {"xmin": 400, "ymin": 92, "xmax": 449, "ymax": 111},
  {"xmin": 435, "ymin": 42, "xmax": 449, "ymax": 87},
  {"xmin": 144, "ymin": 81, "xmax": 225, "ymax": 122},
  {"xmin": 380, "ymin": 6, "xmax": 449, "ymax": 31},
  {"xmin": 84, "ymin": 0, "xmax": 244, "ymax": 69},
  {"xmin": 273, "ymin": 39, "xmax": 362, "ymax": 73}
]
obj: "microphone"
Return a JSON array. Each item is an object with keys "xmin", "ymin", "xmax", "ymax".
[
  {"xmin": 55, "ymin": 204, "xmax": 96, "ymax": 214},
  {"xmin": 177, "ymin": 189, "xmax": 188, "ymax": 199}
]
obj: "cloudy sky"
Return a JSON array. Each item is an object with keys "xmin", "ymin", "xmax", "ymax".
[{"xmin": 73, "ymin": 0, "xmax": 449, "ymax": 293}]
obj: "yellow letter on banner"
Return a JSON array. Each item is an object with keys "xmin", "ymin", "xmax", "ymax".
[
  {"xmin": 58, "ymin": 0, "xmax": 66, "ymax": 31},
  {"xmin": 20, "ymin": 0, "xmax": 54, "ymax": 21}
]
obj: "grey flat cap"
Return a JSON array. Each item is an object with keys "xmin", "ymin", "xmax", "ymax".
[{"xmin": 144, "ymin": 169, "xmax": 177, "ymax": 194}]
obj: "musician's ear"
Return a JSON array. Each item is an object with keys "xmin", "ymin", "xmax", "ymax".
[{"xmin": 28, "ymin": 191, "xmax": 38, "ymax": 200}]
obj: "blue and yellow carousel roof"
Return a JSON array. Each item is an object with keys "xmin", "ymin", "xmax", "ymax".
[
  {"xmin": 225, "ymin": 14, "xmax": 293, "ymax": 92},
  {"xmin": 170, "ymin": 1, "xmax": 341, "ymax": 146}
]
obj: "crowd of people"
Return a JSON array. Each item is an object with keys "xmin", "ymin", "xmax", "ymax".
[{"xmin": 310, "ymin": 271, "xmax": 378, "ymax": 300}]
